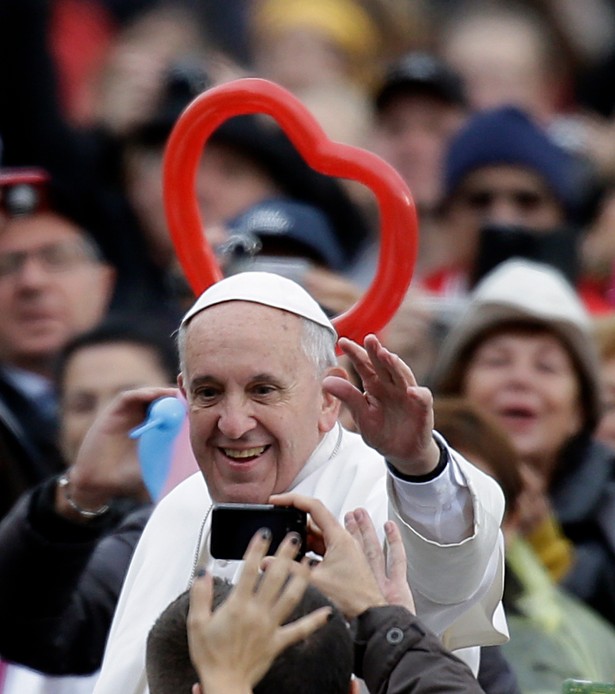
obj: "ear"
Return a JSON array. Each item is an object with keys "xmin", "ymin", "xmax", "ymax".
[
  {"xmin": 178, "ymin": 372, "xmax": 187, "ymax": 400},
  {"xmin": 97, "ymin": 264, "xmax": 116, "ymax": 308},
  {"xmin": 318, "ymin": 365, "xmax": 347, "ymax": 433}
]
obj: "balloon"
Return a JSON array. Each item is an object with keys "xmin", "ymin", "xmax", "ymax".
[
  {"xmin": 129, "ymin": 397, "xmax": 187, "ymax": 501},
  {"xmin": 163, "ymin": 77, "xmax": 418, "ymax": 350}
]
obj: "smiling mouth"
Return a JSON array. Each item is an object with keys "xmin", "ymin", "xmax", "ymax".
[
  {"xmin": 221, "ymin": 445, "xmax": 269, "ymax": 461},
  {"xmin": 498, "ymin": 407, "xmax": 537, "ymax": 425}
]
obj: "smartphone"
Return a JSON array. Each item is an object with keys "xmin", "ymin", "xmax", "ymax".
[
  {"xmin": 471, "ymin": 222, "xmax": 578, "ymax": 288},
  {"xmin": 210, "ymin": 503, "xmax": 307, "ymax": 560}
]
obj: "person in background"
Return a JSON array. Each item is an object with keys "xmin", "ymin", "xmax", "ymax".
[
  {"xmin": 591, "ymin": 314, "xmax": 615, "ymax": 451},
  {"xmin": 435, "ymin": 396, "xmax": 615, "ymax": 692},
  {"xmin": 363, "ymin": 51, "xmax": 469, "ymax": 282},
  {"xmin": 0, "ymin": 168, "xmax": 115, "ymax": 517},
  {"xmin": 247, "ymin": 0, "xmax": 381, "ymax": 98},
  {"xmin": 0, "ymin": 317, "xmax": 177, "ymax": 691},
  {"xmin": 431, "ymin": 258, "xmax": 615, "ymax": 624},
  {"xmin": 423, "ymin": 105, "xmax": 607, "ymax": 315},
  {"xmin": 436, "ymin": 1, "xmax": 573, "ymax": 126}
]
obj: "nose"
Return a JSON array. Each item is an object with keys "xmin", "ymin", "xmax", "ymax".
[
  {"xmin": 216, "ymin": 400, "xmax": 257, "ymax": 440},
  {"xmin": 485, "ymin": 197, "xmax": 524, "ymax": 226},
  {"xmin": 14, "ymin": 254, "xmax": 50, "ymax": 289},
  {"xmin": 504, "ymin": 360, "xmax": 534, "ymax": 389}
]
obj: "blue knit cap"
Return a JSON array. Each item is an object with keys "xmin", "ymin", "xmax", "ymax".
[{"xmin": 444, "ymin": 106, "xmax": 583, "ymax": 214}]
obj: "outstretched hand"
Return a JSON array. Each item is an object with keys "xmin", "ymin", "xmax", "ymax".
[
  {"xmin": 270, "ymin": 493, "xmax": 415, "ymax": 620},
  {"xmin": 188, "ymin": 529, "xmax": 330, "ymax": 694},
  {"xmin": 344, "ymin": 508, "xmax": 415, "ymax": 613},
  {"xmin": 324, "ymin": 334, "xmax": 439, "ymax": 475}
]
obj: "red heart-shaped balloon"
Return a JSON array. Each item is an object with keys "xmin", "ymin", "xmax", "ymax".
[{"xmin": 163, "ymin": 78, "xmax": 418, "ymax": 347}]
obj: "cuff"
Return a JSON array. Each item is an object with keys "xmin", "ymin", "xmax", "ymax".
[{"xmin": 386, "ymin": 435, "xmax": 448, "ymax": 483}]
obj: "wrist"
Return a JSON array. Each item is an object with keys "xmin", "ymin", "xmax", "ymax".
[
  {"xmin": 56, "ymin": 472, "xmax": 110, "ymax": 522},
  {"xmin": 198, "ymin": 671, "xmax": 253, "ymax": 694},
  {"xmin": 387, "ymin": 437, "xmax": 445, "ymax": 479}
]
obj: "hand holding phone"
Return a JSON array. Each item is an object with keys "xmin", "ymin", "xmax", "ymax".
[{"xmin": 210, "ymin": 503, "xmax": 307, "ymax": 560}]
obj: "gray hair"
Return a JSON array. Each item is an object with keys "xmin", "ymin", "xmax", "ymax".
[{"xmin": 176, "ymin": 314, "xmax": 337, "ymax": 378}]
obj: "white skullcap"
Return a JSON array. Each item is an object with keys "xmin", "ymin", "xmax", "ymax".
[{"xmin": 181, "ymin": 272, "xmax": 337, "ymax": 336}]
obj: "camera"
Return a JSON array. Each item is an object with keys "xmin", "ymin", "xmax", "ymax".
[{"xmin": 210, "ymin": 503, "xmax": 307, "ymax": 560}]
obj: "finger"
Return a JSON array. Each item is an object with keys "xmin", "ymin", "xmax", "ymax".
[
  {"xmin": 234, "ymin": 528, "xmax": 272, "ymax": 599},
  {"xmin": 344, "ymin": 511, "xmax": 361, "ymax": 545},
  {"xmin": 354, "ymin": 508, "xmax": 386, "ymax": 579},
  {"xmin": 306, "ymin": 518, "xmax": 326, "ymax": 556},
  {"xmin": 269, "ymin": 494, "xmax": 344, "ymax": 547},
  {"xmin": 322, "ymin": 376, "xmax": 367, "ymax": 415},
  {"xmin": 276, "ymin": 606, "xmax": 332, "ymax": 651},
  {"xmin": 187, "ymin": 569, "xmax": 213, "ymax": 635},
  {"xmin": 256, "ymin": 532, "xmax": 302, "ymax": 605},
  {"xmin": 384, "ymin": 521, "xmax": 409, "ymax": 587},
  {"xmin": 364, "ymin": 335, "xmax": 417, "ymax": 389},
  {"xmin": 268, "ymin": 559, "xmax": 311, "ymax": 623},
  {"xmin": 336, "ymin": 337, "xmax": 377, "ymax": 388}
]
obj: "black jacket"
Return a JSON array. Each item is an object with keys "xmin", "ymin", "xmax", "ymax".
[
  {"xmin": 354, "ymin": 606, "xmax": 486, "ymax": 693},
  {"xmin": 0, "ymin": 477, "xmax": 151, "ymax": 674},
  {"xmin": 553, "ymin": 435, "xmax": 615, "ymax": 624}
]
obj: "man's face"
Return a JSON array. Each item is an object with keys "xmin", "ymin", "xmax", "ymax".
[
  {"xmin": 60, "ymin": 341, "xmax": 173, "ymax": 463},
  {"xmin": 372, "ymin": 93, "xmax": 466, "ymax": 211},
  {"xmin": 444, "ymin": 165, "xmax": 566, "ymax": 267},
  {"xmin": 178, "ymin": 302, "xmax": 340, "ymax": 503},
  {"xmin": 0, "ymin": 213, "xmax": 114, "ymax": 372}
]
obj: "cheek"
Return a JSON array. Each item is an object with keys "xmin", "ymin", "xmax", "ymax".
[{"xmin": 462, "ymin": 367, "xmax": 493, "ymax": 400}]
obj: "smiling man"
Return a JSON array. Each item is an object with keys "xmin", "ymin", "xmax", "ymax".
[{"xmin": 91, "ymin": 271, "xmax": 507, "ymax": 694}]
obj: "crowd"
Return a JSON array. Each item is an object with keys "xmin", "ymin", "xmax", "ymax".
[{"xmin": 1, "ymin": 0, "xmax": 615, "ymax": 693}]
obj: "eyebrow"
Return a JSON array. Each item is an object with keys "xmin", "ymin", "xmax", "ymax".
[{"xmin": 189, "ymin": 373, "xmax": 283, "ymax": 387}]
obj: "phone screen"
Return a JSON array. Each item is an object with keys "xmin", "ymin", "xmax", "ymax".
[{"xmin": 210, "ymin": 504, "xmax": 307, "ymax": 560}]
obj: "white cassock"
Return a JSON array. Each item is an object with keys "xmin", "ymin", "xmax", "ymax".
[{"xmin": 93, "ymin": 424, "xmax": 508, "ymax": 694}]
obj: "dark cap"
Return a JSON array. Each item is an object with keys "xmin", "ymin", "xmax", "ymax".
[
  {"xmin": 225, "ymin": 197, "xmax": 346, "ymax": 271},
  {"xmin": 375, "ymin": 51, "xmax": 466, "ymax": 111}
]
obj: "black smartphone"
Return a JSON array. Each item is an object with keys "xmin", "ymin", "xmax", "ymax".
[
  {"xmin": 471, "ymin": 222, "xmax": 578, "ymax": 288},
  {"xmin": 210, "ymin": 503, "xmax": 307, "ymax": 560}
]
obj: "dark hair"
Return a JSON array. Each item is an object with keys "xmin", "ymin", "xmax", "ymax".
[
  {"xmin": 146, "ymin": 577, "xmax": 353, "ymax": 694},
  {"xmin": 54, "ymin": 315, "xmax": 178, "ymax": 393},
  {"xmin": 434, "ymin": 396, "xmax": 522, "ymax": 514}
]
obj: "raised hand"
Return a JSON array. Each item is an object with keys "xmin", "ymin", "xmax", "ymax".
[
  {"xmin": 324, "ymin": 334, "xmax": 440, "ymax": 475},
  {"xmin": 188, "ymin": 529, "xmax": 330, "ymax": 694},
  {"xmin": 59, "ymin": 387, "xmax": 179, "ymax": 515},
  {"xmin": 344, "ymin": 507, "xmax": 415, "ymax": 613},
  {"xmin": 269, "ymin": 493, "xmax": 391, "ymax": 619}
]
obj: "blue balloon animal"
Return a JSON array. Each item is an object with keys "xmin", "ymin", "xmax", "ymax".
[{"xmin": 129, "ymin": 396, "xmax": 187, "ymax": 501}]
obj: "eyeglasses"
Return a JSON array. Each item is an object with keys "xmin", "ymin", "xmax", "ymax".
[{"xmin": 0, "ymin": 239, "xmax": 102, "ymax": 279}]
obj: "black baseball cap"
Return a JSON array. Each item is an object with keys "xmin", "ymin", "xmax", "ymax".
[{"xmin": 375, "ymin": 51, "xmax": 467, "ymax": 111}]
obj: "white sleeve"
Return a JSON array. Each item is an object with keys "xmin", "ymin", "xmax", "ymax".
[{"xmin": 386, "ymin": 432, "xmax": 508, "ymax": 653}]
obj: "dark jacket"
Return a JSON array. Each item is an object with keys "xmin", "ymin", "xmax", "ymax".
[
  {"xmin": 354, "ymin": 606, "xmax": 486, "ymax": 693},
  {"xmin": 0, "ymin": 376, "xmax": 65, "ymax": 520},
  {"xmin": 553, "ymin": 435, "xmax": 615, "ymax": 624},
  {"xmin": 0, "ymin": 477, "xmax": 151, "ymax": 675}
]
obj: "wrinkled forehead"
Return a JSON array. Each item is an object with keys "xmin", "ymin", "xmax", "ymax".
[{"xmin": 185, "ymin": 300, "xmax": 305, "ymax": 342}]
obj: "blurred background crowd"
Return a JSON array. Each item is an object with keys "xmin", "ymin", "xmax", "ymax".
[{"xmin": 2, "ymin": 0, "xmax": 615, "ymax": 692}]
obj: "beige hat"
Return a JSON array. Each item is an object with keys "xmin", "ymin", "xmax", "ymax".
[
  {"xmin": 181, "ymin": 271, "xmax": 336, "ymax": 336},
  {"xmin": 432, "ymin": 259, "xmax": 601, "ymax": 431}
]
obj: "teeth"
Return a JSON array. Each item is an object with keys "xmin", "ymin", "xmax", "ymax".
[{"xmin": 223, "ymin": 447, "xmax": 266, "ymax": 459}]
